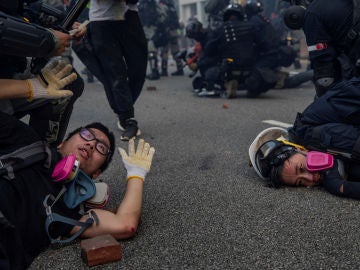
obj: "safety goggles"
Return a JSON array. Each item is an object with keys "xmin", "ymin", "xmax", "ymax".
[
  {"xmin": 255, "ymin": 140, "xmax": 296, "ymax": 178},
  {"xmin": 79, "ymin": 127, "xmax": 110, "ymax": 156}
]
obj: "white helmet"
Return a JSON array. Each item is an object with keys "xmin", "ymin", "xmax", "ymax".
[{"xmin": 248, "ymin": 127, "xmax": 289, "ymax": 179}]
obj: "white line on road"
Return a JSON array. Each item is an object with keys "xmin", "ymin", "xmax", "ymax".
[{"xmin": 262, "ymin": 120, "xmax": 292, "ymax": 128}]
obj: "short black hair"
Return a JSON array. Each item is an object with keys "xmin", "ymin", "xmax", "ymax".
[{"xmin": 66, "ymin": 123, "xmax": 115, "ymax": 172}]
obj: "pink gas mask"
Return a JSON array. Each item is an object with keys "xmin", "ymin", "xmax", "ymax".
[{"xmin": 306, "ymin": 151, "xmax": 334, "ymax": 172}]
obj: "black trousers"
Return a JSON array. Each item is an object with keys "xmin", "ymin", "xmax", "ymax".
[{"xmin": 87, "ymin": 11, "xmax": 148, "ymax": 121}]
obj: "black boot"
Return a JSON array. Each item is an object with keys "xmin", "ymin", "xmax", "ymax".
[
  {"xmin": 146, "ymin": 51, "xmax": 160, "ymax": 80},
  {"xmin": 147, "ymin": 69, "xmax": 160, "ymax": 80},
  {"xmin": 161, "ymin": 60, "xmax": 168, "ymax": 76}
]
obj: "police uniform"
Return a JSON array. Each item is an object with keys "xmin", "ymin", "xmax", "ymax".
[
  {"xmin": 244, "ymin": 12, "xmax": 282, "ymax": 97},
  {"xmin": 158, "ymin": 0, "xmax": 184, "ymax": 76},
  {"xmin": 0, "ymin": 1, "xmax": 84, "ymax": 147},
  {"xmin": 303, "ymin": 0, "xmax": 353, "ymax": 96},
  {"xmin": 138, "ymin": 0, "xmax": 165, "ymax": 80},
  {"xmin": 289, "ymin": 77, "xmax": 360, "ymax": 165}
]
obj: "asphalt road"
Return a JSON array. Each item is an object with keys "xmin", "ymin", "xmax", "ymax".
[{"xmin": 29, "ymin": 59, "xmax": 360, "ymax": 270}]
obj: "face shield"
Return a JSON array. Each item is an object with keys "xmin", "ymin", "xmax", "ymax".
[{"xmin": 254, "ymin": 140, "xmax": 297, "ymax": 180}]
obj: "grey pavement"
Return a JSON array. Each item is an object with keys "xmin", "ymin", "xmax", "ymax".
[{"xmin": 30, "ymin": 59, "xmax": 360, "ymax": 270}]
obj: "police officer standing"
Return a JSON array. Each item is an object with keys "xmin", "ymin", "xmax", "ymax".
[
  {"xmin": 138, "ymin": 0, "xmax": 163, "ymax": 80},
  {"xmin": 158, "ymin": 0, "xmax": 184, "ymax": 76}
]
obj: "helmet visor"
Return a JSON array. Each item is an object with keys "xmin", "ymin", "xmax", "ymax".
[{"xmin": 255, "ymin": 140, "xmax": 296, "ymax": 179}]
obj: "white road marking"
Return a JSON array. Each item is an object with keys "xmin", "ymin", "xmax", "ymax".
[{"xmin": 262, "ymin": 120, "xmax": 292, "ymax": 128}]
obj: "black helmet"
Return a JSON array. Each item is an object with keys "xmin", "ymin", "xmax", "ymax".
[
  {"xmin": 245, "ymin": 0, "xmax": 263, "ymax": 17},
  {"xmin": 223, "ymin": 4, "xmax": 244, "ymax": 22},
  {"xmin": 281, "ymin": 0, "xmax": 311, "ymax": 5},
  {"xmin": 185, "ymin": 19, "xmax": 203, "ymax": 40},
  {"xmin": 283, "ymin": 5, "xmax": 306, "ymax": 30}
]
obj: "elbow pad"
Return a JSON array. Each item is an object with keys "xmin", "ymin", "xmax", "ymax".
[
  {"xmin": 0, "ymin": 11, "xmax": 56, "ymax": 58},
  {"xmin": 313, "ymin": 61, "xmax": 337, "ymax": 96}
]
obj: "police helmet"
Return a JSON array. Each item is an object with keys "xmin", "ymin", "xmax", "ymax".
[
  {"xmin": 185, "ymin": 19, "xmax": 203, "ymax": 40},
  {"xmin": 249, "ymin": 127, "xmax": 297, "ymax": 187},
  {"xmin": 283, "ymin": 5, "xmax": 306, "ymax": 30},
  {"xmin": 282, "ymin": 0, "xmax": 311, "ymax": 6},
  {"xmin": 223, "ymin": 4, "xmax": 244, "ymax": 22},
  {"xmin": 245, "ymin": 0, "xmax": 264, "ymax": 17}
]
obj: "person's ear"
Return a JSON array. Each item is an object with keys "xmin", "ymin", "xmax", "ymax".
[
  {"xmin": 56, "ymin": 142, "xmax": 65, "ymax": 154},
  {"xmin": 57, "ymin": 142, "xmax": 64, "ymax": 150},
  {"xmin": 91, "ymin": 169, "xmax": 102, "ymax": 179}
]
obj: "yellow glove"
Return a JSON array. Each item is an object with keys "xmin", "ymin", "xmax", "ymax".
[
  {"xmin": 27, "ymin": 60, "xmax": 77, "ymax": 101},
  {"xmin": 118, "ymin": 139, "xmax": 155, "ymax": 181}
]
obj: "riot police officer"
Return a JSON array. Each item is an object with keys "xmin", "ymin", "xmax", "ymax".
[
  {"xmin": 283, "ymin": 0, "xmax": 357, "ymax": 97},
  {"xmin": 185, "ymin": 18, "xmax": 221, "ymax": 96},
  {"xmin": 204, "ymin": 3, "xmax": 257, "ymax": 98},
  {"xmin": 139, "ymin": 0, "xmax": 163, "ymax": 80}
]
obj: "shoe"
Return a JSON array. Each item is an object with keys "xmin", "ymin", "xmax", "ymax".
[
  {"xmin": 171, "ymin": 69, "xmax": 184, "ymax": 76},
  {"xmin": 119, "ymin": 119, "xmax": 141, "ymax": 141},
  {"xmin": 197, "ymin": 89, "xmax": 216, "ymax": 97}
]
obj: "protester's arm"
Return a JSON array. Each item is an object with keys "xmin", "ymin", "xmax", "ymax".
[
  {"xmin": 72, "ymin": 139, "xmax": 155, "ymax": 239},
  {"xmin": 0, "ymin": 80, "xmax": 32, "ymax": 99},
  {"xmin": 0, "ymin": 60, "xmax": 76, "ymax": 100}
]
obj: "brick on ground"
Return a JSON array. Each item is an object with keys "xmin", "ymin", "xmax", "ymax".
[{"xmin": 80, "ymin": 234, "xmax": 122, "ymax": 267}]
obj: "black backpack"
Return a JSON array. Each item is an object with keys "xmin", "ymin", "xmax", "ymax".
[{"xmin": 0, "ymin": 141, "xmax": 51, "ymax": 180}]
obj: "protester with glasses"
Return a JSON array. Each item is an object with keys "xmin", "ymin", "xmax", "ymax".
[
  {"xmin": 248, "ymin": 77, "xmax": 360, "ymax": 200},
  {"xmin": 0, "ymin": 111, "xmax": 155, "ymax": 269}
]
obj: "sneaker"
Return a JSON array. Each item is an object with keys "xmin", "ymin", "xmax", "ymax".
[
  {"xmin": 197, "ymin": 89, "xmax": 216, "ymax": 97},
  {"xmin": 120, "ymin": 119, "xmax": 141, "ymax": 141}
]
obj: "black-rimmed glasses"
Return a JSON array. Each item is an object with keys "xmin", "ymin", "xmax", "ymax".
[{"xmin": 79, "ymin": 127, "xmax": 110, "ymax": 156}]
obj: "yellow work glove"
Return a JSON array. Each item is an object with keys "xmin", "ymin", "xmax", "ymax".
[
  {"xmin": 26, "ymin": 60, "xmax": 77, "ymax": 101},
  {"xmin": 118, "ymin": 139, "xmax": 155, "ymax": 181}
]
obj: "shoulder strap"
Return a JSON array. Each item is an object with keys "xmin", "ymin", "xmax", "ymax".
[
  {"xmin": 0, "ymin": 141, "xmax": 50, "ymax": 179},
  {"xmin": 344, "ymin": 0, "xmax": 360, "ymax": 49},
  {"xmin": 43, "ymin": 189, "xmax": 98, "ymax": 244},
  {"xmin": 45, "ymin": 212, "xmax": 94, "ymax": 244}
]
